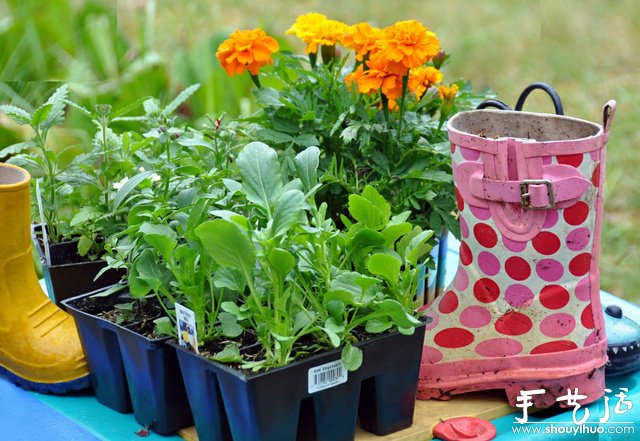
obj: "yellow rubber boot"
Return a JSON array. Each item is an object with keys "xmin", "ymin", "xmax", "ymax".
[{"xmin": 0, "ymin": 162, "xmax": 90, "ymax": 393}]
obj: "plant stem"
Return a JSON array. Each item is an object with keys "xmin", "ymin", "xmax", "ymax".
[
  {"xmin": 398, "ymin": 74, "xmax": 409, "ymax": 136},
  {"xmin": 250, "ymin": 73, "xmax": 262, "ymax": 89}
]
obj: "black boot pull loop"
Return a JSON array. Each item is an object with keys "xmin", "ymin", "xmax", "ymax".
[
  {"xmin": 514, "ymin": 82, "xmax": 564, "ymax": 115},
  {"xmin": 476, "ymin": 99, "xmax": 512, "ymax": 111}
]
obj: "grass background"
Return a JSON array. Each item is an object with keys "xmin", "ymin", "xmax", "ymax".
[{"xmin": 2, "ymin": 0, "xmax": 639, "ymax": 301}]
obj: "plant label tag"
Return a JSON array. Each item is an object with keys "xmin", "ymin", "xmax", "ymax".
[
  {"xmin": 308, "ymin": 359, "xmax": 347, "ymax": 394},
  {"xmin": 175, "ymin": 303, "xmax": 199, "ymax": 354}
]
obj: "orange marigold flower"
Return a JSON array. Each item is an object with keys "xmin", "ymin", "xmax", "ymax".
[
  {"xmin": 216, "ymin": 29, "xmax": 279, "ymax": 77},
  {"xmin": 408, "ymin": 66, "xmax": 444, "ymax": 100},
  {"xmin": 286, "ymin": 13, "xmax": 348, "ymax": 54},
  {"xmin": 345, "ymin": 64, "xmax": 365, "ymax": 89},
  {"xmin": 342, "ymin": 22, "xmax": 380, "ymax": 61},
  {"xmin": 355, "ymin": 53, "xmax": 404, "ymax": 102},
  {"xmin": 376, "ymin": 20, "xmax": 440, "ymax": 75},
  {"xmin": 439, "ymin": 83, "xmax": 459, "ymax": 102}
]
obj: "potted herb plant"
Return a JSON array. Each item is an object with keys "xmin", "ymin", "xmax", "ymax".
[
  {"xmin": 1, "ymin": 84, "xmax": 203, "ymax": 303},
  {"xmin": 170, "ymin": 142, "xmax": 431, "ymax": 441},
  {"xmin": 62, "ymin": 108, "xmax": 245, "ymax": 435}
]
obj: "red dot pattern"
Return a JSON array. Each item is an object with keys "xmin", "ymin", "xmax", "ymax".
[
  {"xmin": 473, "ymin": 278, "xmax": 500, "ymax": 303},
  {"xmin": 532, "ymin": 231, "xmax": 561, "ymax": 255},
  {"xmin": 530, "ymin": 340, "xmax": 578, "ymax": 354},
  {"xmin": 495, "ymin": 311, "xmax": 533, "ymax": 336},
  {"xmin": 505, "ymin": 256, "xmax": 531, "ymax": 281},
  {"xmin": 459, "ymin": 241, "xmax": 473, "ymax": 266},
  {"xmin": 563, "ymin": 201, "xmax": 589, "ymax": 226},
  {"xmin": 539, "ymin": 285, "xmax": 570, "ymax": 310},
  {"xmin": 438, "ymin": 291, "xmax": 459, "ymax": 314},
  {"xmin": 434, "ymin": 327, "xmax": 475, "ymax": 349},
  {"xmin": 424, "ymin": 144, "xmax": 601, "ymax": 364},
  {"xmin": 569, "ymin": 253, "xmax": 592, "ymax": 276},
  {"xmin": 474, "ymin": 223, "xmax": 498, "ymax": 248}
]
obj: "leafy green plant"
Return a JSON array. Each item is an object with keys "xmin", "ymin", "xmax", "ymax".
[{"xmin": 193, "ymin": 141, "xmax": 431, "ymax": 371}]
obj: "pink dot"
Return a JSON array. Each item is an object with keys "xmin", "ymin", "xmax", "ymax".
[
  {"xmin": 424, "ymin": 310, "xmax": 439, "ymax": 331},
  {"xmin": 542, "ymin": 156, "xmax": 552, "ymax": 165},
  {"xmin": 475, "ymin": 338, "xmax": 523, "ymax": 357},
  {"xmin": 454, "ymin": 267, "xmax": 469, "ymax": 291},
  {"xmin": 460, "ymin": 306, "xmax": 492, "ymax": 328},
  {"xmin": 505, "ymin": 284, "xmax": 534, "ymax": 308},
  {"xmin": 566, "ymin": 228, "xmax": 591, "ymax": 251},
  {"xmin": 421, "ymin": 345, "xmax": 444, "ymax": 364},
  {"xmin": 438, "ymin": 290, "xmax": 459, "ymax": 314},
  {"xmin": 478, "ymin": 251, "xmax": 501, "ymax": 276},
  {"xmin": 589, "ymin": 150, "xmax": 600, "ymax": 161},
  {"xmin": 505, "ymin": 256, "xmax": 531, "ymax": 281},
  {"xmin": 543, "ymin": 210, "xmax": 559, "ymax": 228},
  {"xmin": 460, "ymin": 216, "xmax": 469, "ymax": 238},
  {"xmin": 540, "ymin": 313, "xmax": 576, "ymax": 338},
  {"xmin": 584, "ymin": 331, "xmax": 597, "ymax": 347},
  {"xmin": 575, "ymin": 277, "xmax": 591, "ymax": 301},
  {"xmin": 460, "ymin": 147, "xmax": 481, "ymax": 161},
  {"xmin": 469, "ymin": 205, "xmax": 491, "ymax": 220},
  {"xmin": 536, "ymin": 259, "xmax": 564, "ymax": 282},
  {"xmin": 503, "ymin": 236, "xmax": 527, "ymax": 252}
]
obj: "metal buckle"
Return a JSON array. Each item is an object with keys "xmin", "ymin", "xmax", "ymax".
[{"xmin": 519, "ymin": 179, "xmax": 555, "ymax": 209}]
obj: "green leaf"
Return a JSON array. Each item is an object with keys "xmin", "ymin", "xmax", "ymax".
[
  {"xmin": 164, "ymin": 84, "xmax": 200, "ymax": 115},
  {"xmin": 341, "ymin": 343, "xmax": 363, "ymax": 371},
  {"xmin": 0, "ymin": 104, "xmax": 31, "ymax": 125},
  {"xmin": 112, "ymin": 96, "xmax": 150, "ymax": 119},
  {"xmin": 376, "ymin": 299, "xmax": 422, "ymax": 328},
  {"xmin": 293, "ymin": 310, "xmax": 315, "ymax": 332},
  {"xmin": 325, "ymin": 300, "xmax": 345, "ymax": 321},
  {"xmin": 322, "ymin": 326, "xmax": 341, "ymax": 348},
  {"xmin": 70, "ymin": 206, "xmax": 103, "ymax": 227},
  {"xmin": 77, "ymin": 235, "xmax": 93, "ymax": 257},
  {"xmin": 365, "ymin": 317, "xmax": 393, "ymax": 334},
  {"xmin": 397, "ymin": 228, "xmax": 434, "ymax": 266},
  {"xmin": 267, "ymin": 247, "xmax": 295, "ymax": 285},
  {"xmin": 255, "ymin": 128, "xmax": 293, "ymax": 144},
  {"xmin": 254, "ymin": 87, "xmax": 284, "ymax": 108},
  {"xmin": 236, "ymin": 141, "xmax": 283, "ymax": 216},
  {"xmin": 340, "ymin": 126, "xmax": 359, "ymax": 143},
  {"xmin": 43, "ymin": 84, "xmax": 68, "ymax": 127},
  {"xmin": 346, "ymin": 228, "xmax": 385, "ymax": 259},
  {"xmin": 219, "ymin": 312, "xmax": 243, "ymax": 338},
  {"xmin": 195, "ymin": 219, "xmax": 255, "ymax": 276},
  {"xmin": 112, "ymin": 171, "xmax": 156, "ymax": 211},
  {"xmin": 367, "ymin": 253, "xmax": 402, "ymax": 284},
  {"xmin": 129, "ymin": 249, "xmax": 166, "ymax": 297},
  {"xmin": 139, "ymin": 223, "xmax": 177, "ymax": 261},
  {"xmin": 270, "ymin": 189, "xmax": 304, "ymax": 238},
  {"xmin": 221, "ymin": 302, "xmax": 253, "ymax": 321},
  {"xmin": 294, "ymin": 146, "xmax": 320, "ymax": 192},
  {"xmin": 293, "ymin": 134, "xmax": 319, "ymax": 147},
  {"xmin": 348, "ymin": 185, "xmax": 391, "ymax": 230},
  {"xmin": 213, "ymin": 266, "xmax": 246, "ymax": 292},
  {"xmin": 210, "ymin": 343, "xmax": 243, "ymax": 363},
  {"xmin": 30, "ymin": 103, "xmax": 52, "ymax": 127},
  {"xmin": 154, "ymin": 317, "xmax": 175, "ymax": 337},
  {"xmin": 0, "ymin": 141, "xmax": 38, "ymax": 158},
  {"xmin": 381, "ymin": 222, "xmax": 413, "ymax": 247}
]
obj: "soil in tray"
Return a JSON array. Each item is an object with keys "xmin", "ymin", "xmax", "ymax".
[{"xmin": 71, "ymin": 294, "xmax": 164, "ymax": 339}]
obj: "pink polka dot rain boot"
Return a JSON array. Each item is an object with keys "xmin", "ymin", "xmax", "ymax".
[{"xmin": 418, "ymin": 99, "xmax": 617, "ymax": 409}]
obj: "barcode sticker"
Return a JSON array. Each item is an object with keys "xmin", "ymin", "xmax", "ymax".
[{"xmin": 308, "ymin": 360, "xmax": 348, "ymax": 394}]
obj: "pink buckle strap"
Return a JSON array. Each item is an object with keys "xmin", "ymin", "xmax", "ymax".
[{"xmin": 457, "ymin": 162, "xmax": 591, "ymax": 210}]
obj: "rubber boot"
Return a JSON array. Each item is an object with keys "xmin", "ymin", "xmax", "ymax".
[
  {"xmin": 418, "ymin": 101, "xmax": 617, "ymax": 408},
  {"xmin": 0, "ymin": 162, "xmax": 90, "ymax": 393}
]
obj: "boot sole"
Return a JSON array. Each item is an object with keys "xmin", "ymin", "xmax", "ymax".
[
  {"xmin": 418, "ymin": 364, "xmax": 606, "ymax": 408},
  {"xmin": 0, "ymin": 364, "xmax": 91, "ymax": 394}
]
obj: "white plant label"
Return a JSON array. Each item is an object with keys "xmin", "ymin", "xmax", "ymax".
[
  {"xmin": 308, "ymin": 359, "xmax": 348, "ymax": 394},
  {"xmin": 175, "ymin": 303, "xmax": 199, "ymax": 354}
]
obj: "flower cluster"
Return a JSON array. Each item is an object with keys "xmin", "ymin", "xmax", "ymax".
[
  {"xmin": 215, "ymin": 28, "xmax": 279, "ymax": 78},
  {"xmin": 285, "ymin": 12, "xmax": 349, "ymax": 54}
]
